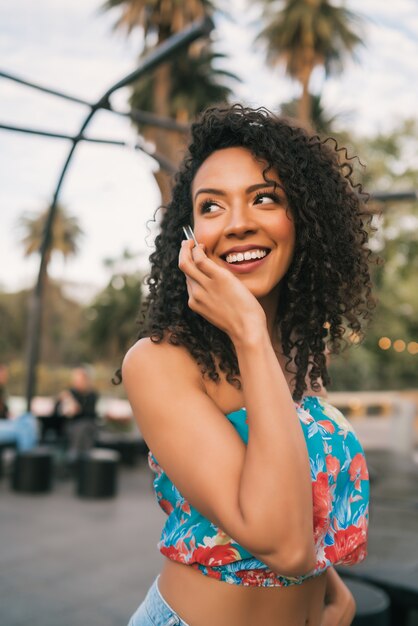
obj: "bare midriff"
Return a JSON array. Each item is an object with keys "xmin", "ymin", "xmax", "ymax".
[{"xmin": 158, "ymin": 557, "xmax": 327, "ymax": 626}]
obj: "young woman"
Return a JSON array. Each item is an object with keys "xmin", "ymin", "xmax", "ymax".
[{"xmin": 122, "ymin": 105, "xmax": 373, "ymax": 626}]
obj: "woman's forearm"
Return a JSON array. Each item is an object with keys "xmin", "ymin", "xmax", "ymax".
[{"xmin": 233, "ymin": 328, "xmax": 315, "ymax": 573}]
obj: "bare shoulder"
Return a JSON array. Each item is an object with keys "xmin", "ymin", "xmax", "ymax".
[{"xmin": 122, "ymin": 335, "xmax": 204, "ymax": 391}]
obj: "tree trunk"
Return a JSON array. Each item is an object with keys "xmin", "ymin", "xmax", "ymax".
[
  {"xmin": 297, "ymin": 64, "xmax": 313, "ymax": 130},
  {"xmin": 148, "ymin": 52, "xmax": 187, "ymax": 205},
  {"xmin": 25, "ymin": 254, "xmax": 49, "ymax": 410},
  {"xmin": 153, "ymin": 62, "xmax": 171, "ymax": 117}
]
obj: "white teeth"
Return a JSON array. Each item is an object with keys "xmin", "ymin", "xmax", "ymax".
[{"xmin": 225, "ymin": 249, "xmax": 268, "ymax": 264}]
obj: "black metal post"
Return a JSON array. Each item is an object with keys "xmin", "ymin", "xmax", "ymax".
[
  {"xmin": 370, "ymin": 191, "xmax": 418, "ymax": 203},
  {"xmin": 24, "ymin": 16, "xmax": 213, "ymax": 410}
]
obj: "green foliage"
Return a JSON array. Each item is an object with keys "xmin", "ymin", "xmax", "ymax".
[
  {"xmin": 256, "ymin": 0, "xmax": 364, "ymax": 124},
  {"xmin": 327, "ymin": 120, "xmax": 418, "ymax": 392},
  {"xmin": 85, "ymin": 272, "xmax": 144, "ymax": 361},
  {"xmin": 257, "ymin": 0, "xmax": 364, "ymax": 75},
  {"xmin": 0, "ymin": 290, "xmax": 28, "ymax": 362},
  {"xmin": 1, "ymin": 272, "xmax": 143, "ymax": 395},
  {"xmin": 4, "ymin": 361, "xmax": 126, "ymax": 398},
  {"xmin": 101, "ymin": 0, "xmax": 238, "ymax": 178},
  {"xmin": 101, "ymin": 0, "xmax": 216, "ymax": 41},
  {"xmin": 18, "ymin": 203, "xmax": 83, "ymax": 265},
  {"xmin": 0, "ymin": 283, "xmax": 87, "ymax": 369},
  {"xmin": 130, "ymin": 47, "xmax": 239, "ymax": 121},
  {"xmin": 328, "ymin": 344, "xmax": 380, "ymax": 391},
  {"xmin": 280, "ymin": 93, "xmax": 345, "ymax": 135}
]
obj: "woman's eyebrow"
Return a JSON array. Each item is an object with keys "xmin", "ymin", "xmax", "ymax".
[
  {"xmin": 194, "ymin": 182, "xmax": 283, "ymax": 202},
  {"xmin": 194, "ymin": 187, "xmax": 227, "ymax": 201}
]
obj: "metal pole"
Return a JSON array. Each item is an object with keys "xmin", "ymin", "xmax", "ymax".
[
  {"xmin": 0, "ymin": 70, "xmax": 190, "ymax": 133},
  {"xmin": 370, "ymin": 191, "xmax": 418, "ymax": 203},
  {"xmin": 0, "ymin": 123, "xmax": 135, "ymax": 144},
  {"xmin": 24, "ymin": 16, "xmax": 213, "ymax": 410}
]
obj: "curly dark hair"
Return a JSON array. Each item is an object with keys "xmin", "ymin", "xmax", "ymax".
[{"xmin": 120, "ymin": 104, "xmax": 378, "ymax": 402}]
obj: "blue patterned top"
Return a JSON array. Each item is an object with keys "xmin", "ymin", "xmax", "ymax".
[{"xmin": 148, "ymin": 396, "xmax": 369, "ymax": 587}]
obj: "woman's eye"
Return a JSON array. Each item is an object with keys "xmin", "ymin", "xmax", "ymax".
[
  {"xmin": 200, "ymin": 199, "xmax": 220, "ymax": 214},
  {"xmin": 254, "ymin": 192, "xmax": 281, "ymax": 205}
]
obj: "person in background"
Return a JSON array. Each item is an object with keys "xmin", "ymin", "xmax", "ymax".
[
  {"xmin": 0, "ymin": 364, "xmax": 37, "ymax": 451},
  {"xmin": 55, "ymin": 366, "xmax": 99, "ymax": 462},
  {"xmin": 0, "ymin": 364, "xmax": 9, "ymax": 419}
]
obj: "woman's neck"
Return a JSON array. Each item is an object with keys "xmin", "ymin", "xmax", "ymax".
[{"xmin": 257, "ymin": 284, "xmax": 281, "ymax": 347}]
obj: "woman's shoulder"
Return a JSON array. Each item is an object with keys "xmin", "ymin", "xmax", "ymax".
[{"xmin": 122, "ymin": 334, "xmax": 204, "ymax": 388}]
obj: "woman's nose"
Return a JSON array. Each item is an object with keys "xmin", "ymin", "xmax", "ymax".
[{"xmin": 223, "ymin": 206, "xmax": 258, "ymax": 238}]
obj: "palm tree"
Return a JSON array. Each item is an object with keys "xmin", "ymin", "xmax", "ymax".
[
  {"xmin": 102, "ymin": 0, "xmax": 215, "ymax": 115},
  {"xmin": 20, "ymin": 204, "xmax": 83, "ymax": 268},
  {"xmin": 19, "ymin": 204, "xmax": 83, "ymax": 298},
  {"xmin": 102, "ymin": 0, "xmax": 214, "ymax": 43},
  {"xmin": 131, "ymin": 44, "xmax": 237, "ymax": 199},
  {"xmin": 257, "ymin": 0, "xmax": 363, "ymax": 127},
  {"xmin": 101, "ymin": 0, "xmax": 236, "ymax": 201},
  {"xmin": 19, "ymin": 204, "xmax": 83, "ymax": 375},
  {"xmin": 280, "ymin": 93, "xmax": 347, "ymax": 135},
  {"xmin": 131, "ymin": 48, "xmax": 237, "ymax": 123}
]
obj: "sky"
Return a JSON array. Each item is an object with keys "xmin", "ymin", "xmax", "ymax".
[{"xmin": 1, "ymin": 0, "xmax": 417, "ymax": 298}]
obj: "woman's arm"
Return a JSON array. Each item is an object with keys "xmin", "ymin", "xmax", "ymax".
[
  {"xmin": 180, "ymin": 241, "xmax": 315, "ymax": 573},
  {"xmin": 124, "ymin": 238, "xmax": 315, "ymax": 580},
  {"xmin": 232, "ymin": 329, "xmax": 316, "ymax": 573},
  {"xmin": 321, "ymin": 568, "xmax": 356, "ymax": 626}
]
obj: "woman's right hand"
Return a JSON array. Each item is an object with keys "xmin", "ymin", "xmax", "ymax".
[
  {"xmin": 321, "ymin": 568, "xmax": 356, "ymax": 626},
  {"xmin": 178, "ymin": 239, "xmax": 266, "ymax": 343}
]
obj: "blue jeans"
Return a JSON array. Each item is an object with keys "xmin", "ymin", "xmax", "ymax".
[{"xmin": 128, "ymin": 575, "xmax": 191, "ymax": 626}]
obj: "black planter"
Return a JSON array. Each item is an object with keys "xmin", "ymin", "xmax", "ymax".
[
  {"xmin": 11, "ymin": 448, "xmax": 53, "ymax": 494},
  {"xmin": 342, "ymin": 577, "xmax": 391, "ymax": 626},
  {"xmin": 76, "ymin": 448, "xmax": 120, "ymax": 499}
]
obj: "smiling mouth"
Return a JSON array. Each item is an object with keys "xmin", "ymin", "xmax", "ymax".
[{"xmin": 222, "ymin": 249, "xmax": 271, "ymax": 265}]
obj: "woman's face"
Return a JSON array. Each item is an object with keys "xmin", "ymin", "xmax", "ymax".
[{"xmin": 191, "ymin": 146, "xmax": 296, "ymax": 300}]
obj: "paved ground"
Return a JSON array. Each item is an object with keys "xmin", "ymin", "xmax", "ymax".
[
  {"xmin": 1, "ymin": 448, "xmax": 418, "ymax": 626},
  {"xmin": 339, "ymin": 449, "xmax": 418, "ymax": 626},
  {"xmin": 0, "ymin": 454, "xmax": 165, "ymax": 626}
]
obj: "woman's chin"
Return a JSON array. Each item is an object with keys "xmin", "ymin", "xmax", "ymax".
[{"xmin": 246, "ymin": 285, "xmax": 278, "ymax": 302}]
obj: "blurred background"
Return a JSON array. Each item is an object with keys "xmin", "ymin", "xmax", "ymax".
[
  {"xmin": 1, "ymin": 0, "xmax": 417, "ymax": 401},
  {"xmin": 1, "ymin": 1, "xmax": 418, "ymax": 625}
]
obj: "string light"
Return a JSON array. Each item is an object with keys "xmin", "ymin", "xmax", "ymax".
[
  {"xmin": 407, "ymin": 341, "xmax": 418, "ymax": 355},
  {"xmin": 378, "ymin": 337, "xmax": 391, "ymax": 350},
  {"xmin": 378, "ymin": 337, "xmax": 417, "ymax": 354},
  {"xmin": 349, "ymin": 331, "xmax": 361, "ymax": 344}
]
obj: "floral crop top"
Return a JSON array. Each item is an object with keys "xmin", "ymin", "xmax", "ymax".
[{"xmin": 148, "ymin": 396, "xmax": 369, "ymax": 587}]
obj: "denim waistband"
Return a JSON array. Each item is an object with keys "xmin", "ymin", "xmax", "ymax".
[{"xmin": 145, "ymin": 575, "xmax": 191, "ymax": 626}]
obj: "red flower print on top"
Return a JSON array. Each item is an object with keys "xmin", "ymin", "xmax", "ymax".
[
  {"xmin": 160, "ymin": 532, "xmax": 194, "ymax": 563},
  {"xmin": 312, "ymin": 472, "xmax": 332, "ymax": 543},
  {"xmin": 194, "ymin": 564, "xmax": 223, "ymax": 580},
  {"xmin": 192, "ymin": 543, "xmax": 241, "ymax": 567},
  {"xmin": 236, "ymin": 569, "xmax": 281, "ymax": 586},
  {"xmin": 318, "ymin": 420, "xmax": 335, "ymax": 433},
  {"xmin": 349, "ymin": 453, "xmax": 369, "ymax": 490},
  {"xmin": 325, "ymin": 455, "xmax": 341, "ymax": 482},
  {"xmin": 177, "ymin": 499, "xmax": 191, "ymax": 515},
  {"xmin": 159, "ymin": 498, "xmax": 174, "ymax": 515},
  {"xmin": 324, "ymin": 518, "xmax": 368, "ymax": 565},
  {"xmin": 160, "ymin": 544, "xmax": 183, "ymax": 561}
]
